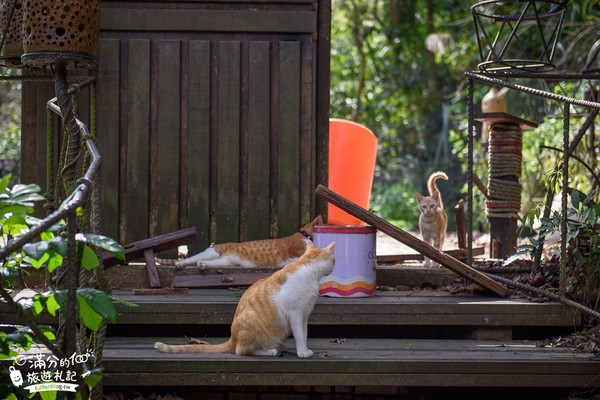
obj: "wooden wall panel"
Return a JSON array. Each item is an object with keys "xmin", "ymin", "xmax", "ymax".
[
  {"xmin": 21, "ymin": 0, "xmax": 331, "ymax": 250},
  {"xmin": 186, "ymin": 40, "xmax": 211, "ymax": 251},
  {"xmin": 126, "ymin": 39, "xmax": 151, "ymax": 244},
  {"xmin": 96, "ymin": 38, "xmax": 121, "ymax": 241}
]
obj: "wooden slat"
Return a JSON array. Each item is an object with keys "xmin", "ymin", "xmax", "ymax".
[
  {"xmin": 315, "ymin": 185, "xmax": 509, "ymax": 297},
  {"xmin": 186, "ymin": 40, "xmax": 212, "ymax": 253},
  {"xmin": 99, "ymin": 337, "xmax": 600, "ymax": 388},
  {"xmin": 100, "ymin": 9, "xmax": 317, "ymax": 34},
  {"xmin": 172, "ymin": 272, "xmax": 273, "ymax": 288},
  {"xmin": 157, "ymin": 39, "xmax": 182, "ymax": 235},
  {"xmin": 0, "ymin": 289, "xmax": 580, "ymax": 327},
  {"xmin": 277, "ymin": 41, "xmax": 301, "ymax": 236},
  {"xmin": 126, "ymin": 39, "xmax": 151, "ymax": 243},
  {"xmin": 217, "ymin": 41, "xmax": 241, "ymax": 243},
  {"xmin": 246, "ymin": 41, "xmax": 272, "ymax": 240},
  {"xmin": 97, "ymin": 38, "xmax": 121, "ymax": 241},
  {"xmin": 299, "ymin": 37, "xmax": 315, "ymax": 224},
  {"xmin": 110, "ymin": 289, "xmax": 577, "ymax": 327}
]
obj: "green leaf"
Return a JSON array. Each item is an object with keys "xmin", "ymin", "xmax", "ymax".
[
  {"xmin": 110, "ymin": 295, "xmax": 138, "ymax": 308},
  {"xmin": 46, "ymin": 253, "xmax": 63, "ymax": 273},
  {"xmin": 0, "ymin": 174, "xmax": 10, "ymax": 194},
  {"xmin": 26, "ymin": 252, "xmax": 49, "ymax": 269},
  {"xmin": 0, "ymin": 266, "xmax": 20, "ymax": 282},
  {"xmin": 46, "ymin": 294, "xmax": 61, "ymax": 316},
  {"xmin": 76, "ymin": 233, "xmax": 125, "ymax": 261},
  {"xmin": 23, "ymin": 242, "xmax": 49, "ymax": 260},
  {"xmin": 39, "ymin": 389, "xmax": 57, "ymax": 400},
  {"xmin": 49, "ymin": 237, "xmax": 68, "ymax": 256},
  {"xmin": 81, "ymin": 245, "xmax": 100, "ymax": 270},
  {"xmin": 571, "ymin": 190, "xmax": 580, "ymax": 210},
  {"xmin": 83, "ymin": 370, "xmax": 103, "ymax": 388},
  {"xmin": 77, "ymin": 288, "xmax": 117, "ymax": 323},
  {"xmin": 76, "ymin": 294, "xmax": 103, "ymax": 331}
]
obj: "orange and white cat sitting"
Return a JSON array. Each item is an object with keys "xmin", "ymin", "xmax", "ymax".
[
  {"xmin": 157, "ymin": 216, "xmax": 322, "ymax": 268},
  {"xmin": 155, "ymin": 241, "xmax": 335, "ymax": 358},
  {"xmin": 416, "ymin": 172, "xmax": 448, "ymax": 267}
]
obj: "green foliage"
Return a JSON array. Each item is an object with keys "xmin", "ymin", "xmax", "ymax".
[
  {"xmin": 0, "ymin": 174, "xmax": 126, "ymax": 397},
  {"xmin": 0, "ymin": 70, "xmax": 22, "ymax": 183},
  {"xmin": 371, "ymin": 180, "xmax": 420, "ymax": 230},
  {"xmin": 331, "ymin": 0, "xmax": 600, "ymax": 232}
]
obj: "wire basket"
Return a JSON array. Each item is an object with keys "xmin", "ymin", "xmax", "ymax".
[
  {"xmin": 472, "ymin": 0, "xmax": 568, "ymax": 72},
  {"xmin": 0, "ymin": 0, "xmax": 24, "ymax": 67}
]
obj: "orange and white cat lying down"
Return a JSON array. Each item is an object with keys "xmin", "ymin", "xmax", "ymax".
[
  {"xmin": 157, "ymin": 216, "xmax": 323, "ymax": 268},
  {"xmin": 154, "ymin": 241, "xmax": 335, "ymax": 358}
]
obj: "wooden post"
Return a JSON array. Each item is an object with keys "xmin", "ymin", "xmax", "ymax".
[
  {"xmin": 474, "ymin": 112, "xmax": 537, "ymax": 259},
  {"xmin": 454, "ymin": 199, "xmax": 466, "ymax": 250},
  {"xmin": 315, "ymin": 185, "xmax": 508, "ymax": 297}
]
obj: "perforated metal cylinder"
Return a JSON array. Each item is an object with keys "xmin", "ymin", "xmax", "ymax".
[
  {"xmin": 21, "ymin": 0, "xmax": 99, "ymax": 69},
  {"xmin": 0, "ymin": 0, "xmax": 25, "ymax": 66}
]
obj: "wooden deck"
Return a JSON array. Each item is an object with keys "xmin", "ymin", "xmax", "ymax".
[
  {"xmin": 108, "ymin": 289, "xmax": 580, "ymax": 329},
  {"xmin": 103, "ymin": 337, "xmax": 600, "ymax": 388},
  {"xmin": 2, "ymin": 289, "xmax": 594, "ymax": 391}
]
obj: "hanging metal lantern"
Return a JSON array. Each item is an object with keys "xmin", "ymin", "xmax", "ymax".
[
  {"xmin": 472, "ymin": 0, "xmax": 568, "ymax": 72},
  {"xmin": 0, "ymin": 0, "xmax": 25, "ymax": 67},
  {"xmin": 21, "ymin": 0, "xmax": 100, "ymax": 69}
]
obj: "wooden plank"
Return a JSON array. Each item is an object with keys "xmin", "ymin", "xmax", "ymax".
[
  {"xmin": 100, "ymin": 9, "xmax": 317, "ymax": 34},
  {"xmin": 96, "ymin": 38, "xmax": 121, "ymax": 240},
  {"xmin": 126, "ymin": 39, "xmax": 151, "ymax": 243},
  {"xmin": 172, "ymin": 272, "xmax": 273, "ymax": 288},
  {"xmin": 246, "ymin": 41, "xmax": 271, "ymax": 240},
  {"xmin": 143, "ymin": 249, "xmax": 161, "ymax": 288},
  {"xmin": 455, "ymin": 199, "xmax": 466, "ymax": 249},
  {"xmin": 315, "ymin": 185, "xmax": 509, "ymax": 297},
  {"xmin": 277, "ymin": 41, "xmax": 301, "ymax": 236},
  {"xmin": 299, "ymin": 37, "xmax": 314, "ymax": 224},
  {"xmin": 97, "ymin": 337, "xmax": 600, "ymax": 388},
  {"xmin": 157, "ymin": 39, "xmax": 181, "ymax": 235},
  {"xmin": 186, "ymin": 40, "xmax": 212, "ymax": 252},
  {"xmin": 100, "ymin": 227, "xmax": 197, "ymax": 268},
  {"xmin": 217, "ymin": 41, "xmax": 241, "ymax": 243},
  {"xmin": 315, "ymin": 0, "xmax": 331, "ymax": 219},
  {"xmin": 0, "ymin": 289, "xmax": 579, "ymax": 327}
]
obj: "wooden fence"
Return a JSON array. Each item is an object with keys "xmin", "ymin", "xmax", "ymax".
[{"xmin": 22, "ymin": 0, "xmax": 331, "ymax": 253}]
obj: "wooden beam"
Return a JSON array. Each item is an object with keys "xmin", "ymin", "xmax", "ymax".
[
  {"xmin": 315, "ymin": 185, "xmax": 508, "ymax": 297},
  {"xmin": 454, "ymin": 199, "xmax": 466, "ymax": 249},
  {"xmin": 100, "ymin": 227, "xmax": 198, "ymax": 268}
]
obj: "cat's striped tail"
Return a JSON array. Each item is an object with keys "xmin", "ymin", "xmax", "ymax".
[{"xmin": 154, "ymin": 339, "xmax": 234, "ymax": 353}]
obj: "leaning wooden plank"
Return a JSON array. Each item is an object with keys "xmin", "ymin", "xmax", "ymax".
[
  {"xmin": 315, "ymin": 185, "xmax": 508, "ymax": 297},
  {"xmin": 101, "ymin": 227, "xmax": 198, "ymax": 268}
]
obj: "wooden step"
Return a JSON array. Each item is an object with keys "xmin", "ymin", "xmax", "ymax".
[
  {"xmin": 106, "ymin": 289, "xmax": 579, "ymax": 330},
  {"xmin": 1, "ymin": 290, "xmax": 580, "ymax": 336},
  {"xmin": 102, "ymin": 336, "xmax": 600, "ymax": 388}
]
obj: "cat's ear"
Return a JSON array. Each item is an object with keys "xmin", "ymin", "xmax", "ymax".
[
  {"xmin": 416, "ymin": 193, "xmax": 424, "ymax": 202},
  {"xmin": 325, "ymin": 242, "xmax": 336, "ymax": 252},
  {"xmin": 314, "ymin": 215, "xmax": 323, "ymax": 226}
]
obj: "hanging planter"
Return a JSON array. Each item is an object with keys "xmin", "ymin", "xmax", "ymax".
[
  {"xmin": 21, "ymin": 0, "xmax": 100, "ymax": 69},
  {"xmin": 472, "ymin": 0, "xmax": 568, "ymax": 72},
  {"xmin": 0, "ymin": 0, "xmax": 25, "ymax": 67}
]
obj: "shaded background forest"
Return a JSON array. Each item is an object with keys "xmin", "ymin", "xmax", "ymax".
[{"xmin": 330, "ymin": 0, "xmax": 600, "ymax": 230}]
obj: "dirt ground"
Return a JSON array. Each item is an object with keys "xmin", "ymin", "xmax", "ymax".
[{"xmin": 376, "ymin": 230, "xmax": 490, "ymax": 256}]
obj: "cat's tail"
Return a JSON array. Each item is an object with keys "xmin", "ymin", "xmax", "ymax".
[
  {"xmin": 154, "ymin": 257, "xmax": 177, "ymax": 266},
  {"xmin": 154, "ymin": 339, "xmax": 234, "ymax": 353},
  {"xmin": 427, "ymin": 171, "xmax": 448, "ymax": 207}
]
